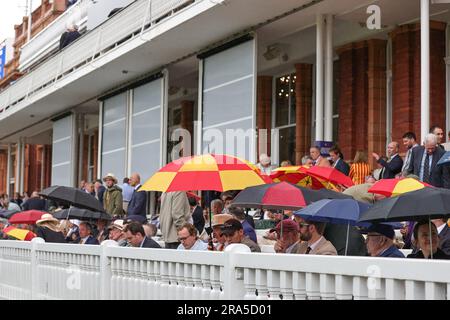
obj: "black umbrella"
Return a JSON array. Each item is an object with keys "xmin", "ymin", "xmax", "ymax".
[
  {"xmin": 0, "ymin": 209, "xmax": 20, "ymax": 219},
  {"xmin": 40, "ymin": 186, "xmax": 104, "ymax": 212},
  {"xmin": 53, "ymin": 207, "xmax": 111, "ymax": 221}
]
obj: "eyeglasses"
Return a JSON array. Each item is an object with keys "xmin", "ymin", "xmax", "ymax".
[{"xmin": 177, "ymin": 236, "xmax": 191, "ymax": 242}]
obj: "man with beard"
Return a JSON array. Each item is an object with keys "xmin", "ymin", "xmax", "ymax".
[{"xmin": 296, "ymin": 220, "xmax": 337, "ymax": 255}]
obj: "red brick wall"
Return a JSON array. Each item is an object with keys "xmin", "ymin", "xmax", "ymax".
[
  {"xmin": 0, "ymin": 151, "xmax": 7, "ymax": 194},
  {"xmin": 295, "ymin": 63, "xmax": 313, "ymax": 165},
  {"xmin": 257, "ymin": 76, "xmax": 273, "ymax": 157}
]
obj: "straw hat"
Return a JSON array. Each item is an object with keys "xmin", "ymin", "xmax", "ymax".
[
  {"xmin": 211, "ymin": 214, "xmax": 233, "ymax": 227},
  {"xmin": 36, "ymin": 213, "xmax": 59, "ymax": 225},
  {"xmin": 102, "ymin": 173, "xmax": 118, "ymax": 184},
  {"xmin": 109, "ymin": 219, "xmax": 124, "ymax": 231}
]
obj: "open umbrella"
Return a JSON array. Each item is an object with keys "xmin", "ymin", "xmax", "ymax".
[
  {"xmin": 270, "ymin": 166, "xmax": 331, "ymax": 190},
  {"xmin": 306, "ymin": 166, "xmax": 354, "ymax": 188},
  {"xmin": 40, "ymin": 186, "xmax": 104, "ymax": 212},
  {"xmin": 8, "ymin": 210, "xmax": 47, "ymax": 225},
  {"xmin": 437, "ymin": 151, "xmax": 450, "ymax": 166},
  {"xmin": 368, "ymin": 178, "xmax": 431, "ymax": 197},
  {"xmin": 294, "ymin": 199, "xmax": 371, "ymax": 255},
  {"xmin": 141, "ymin": 154, "xmax": 267, "ymax": 192},
  {"xmin": 3, "ymin": 226, "xmax": 36, "ymax": 241},
  {"xmin": 53, "ymin": 207, "xmax": 112, "ymax": 221}
]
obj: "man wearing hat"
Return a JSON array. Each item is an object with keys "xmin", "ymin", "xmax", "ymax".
[
  {"xmin": 221, "ymin": 218, "xmax": 261, "ymax": 252},
  {"xmin": 108, "ymin": 219, "xmax": 128, "ymax": 247},
  {"xmin": 365, "ymin": 224, "xmax": 405, "ymax": 258},
  {"xmin": 210, "ymin": 213, "xmax": 233, "ymax": 251},
  {"xmin": 272, "ymin": 219, "xmax": 302, "ymax": 254},
  {"xmin": 103, "ymin": 173, "xmax": 124, "ymax": 218}
]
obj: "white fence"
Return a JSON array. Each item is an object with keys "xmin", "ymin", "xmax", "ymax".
[{"xmin": 0, "ymin": 238, "xmax": 449, "ymax": 300}]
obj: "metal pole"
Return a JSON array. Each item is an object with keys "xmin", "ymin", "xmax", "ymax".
[
  {"xmin": 315, "ymin": 14, "xmax": 324, "ymax": 142},
  {"xmin": 421, "ymin": 0, "xmax": 430, "ymax": 141},
  {"xmin": 324, "ymin": 14, "xmax": 334, "ymax": 141}
]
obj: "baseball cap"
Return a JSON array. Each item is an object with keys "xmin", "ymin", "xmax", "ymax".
[
  {"xmin": 364, "ymin": 224, "xmax": 395, "ymax": 239},
  {"xmin": 220, "ymin": 218, "xmax": 243, "ymax": 236},
  {"xmin": 270, "ymin": 219, "xmax": 299, "ymax": 234}
]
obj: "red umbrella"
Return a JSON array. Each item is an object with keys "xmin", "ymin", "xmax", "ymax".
[
  {"xmin": 8, "ymin": 210, "xmax": 47, "ymax": 225},
  {"xmin": 306, "ymin": 166, "xmax": 354, "ymax": 188}
]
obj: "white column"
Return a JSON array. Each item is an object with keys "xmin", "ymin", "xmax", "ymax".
[
  {"xmin": 6, "ymin": 144, "xmax": 11, "ymax": 195},
  {"xmin": 324, "ymin": 14, "xmax": 334, "ymax": 141},
  {"xmin": 78, "ymin": 114, "xmax": 85, "ymax": 184},
  {"xmin": 27, "ymin": 0, "xmax": 33, "ymax": 42},
  {"xmin": 421, "ymin": 0, "xmax": 430, "ymax": 141},
  {"xmin": 315, "ymin": 14, "xmax": 325, "ymax": 141}
]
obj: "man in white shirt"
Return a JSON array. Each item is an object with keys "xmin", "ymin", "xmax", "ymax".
[{"xmin": 176, "ymin": 223, "xmax": 208, "ymax": 251}]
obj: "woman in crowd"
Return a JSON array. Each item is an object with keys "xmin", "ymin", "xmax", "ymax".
[
  {"xmin": 35, "ymin": 214, "xmax": 66, "ymax": 243},
  {"xmin": 349, "ymin": 150, "xmax": 371, "ymax": 185},
  {"xmin": 407, "ymin": 220, "xmax": 450, "ymax": 259}
]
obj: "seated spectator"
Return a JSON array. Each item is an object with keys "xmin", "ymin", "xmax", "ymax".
[
  {"xmin": 108, "ymin": 220, "xmax": 128, "ymax": 247},
  {"xmin": 365, "ymin": 224, "xmax": 404, "ymax": 258},
  {"xmin": 228, "ymin": 207, "xmax": 257, "ymax": 243},
  {"xmin": 272, "ymin": 219, "xmax": 301, "ymax": 254},
  {"xmin": 143, "ymin": 223, "xmax": 157, "ymax": 239},
  {"xmin": 177, "ymin": 223, "xmax": 208, "ymax": 251},
  {"xmin": 297, "ymin": 220, "xmax": 337, "ymax": 255},
  {"xmin": 123, "ymin": 222, "xmax": 161, "ymax": 248},
  {"xmin": 35, "ymin": 214, "xmax": 66, "ymax": 243},
  {"xmin": 0, "ymin": 194, "xmax": 21, "ymax": 212},
  {"xmin": 22, "ymin": 191, "xmax": 47, "ymax": 211},
  {"xmin": 65, "ymin": 219, "xmax": 81, "ymax": 243},
  {"xmin": 407, "ymin": 220, "xmax": 450, "ymax": 259},
  {"xmin": 59, "ymin": 24, "xmax": 81, "ymax": 50},
  {"xmin": 210, "ymin": 214, "xmax": 233, "ymax": 251},
  {"xmin": 221, "ymin": 219, "xmax": 261, "ymax": 253},
  {"xmin": 79, "ymin": 222, "xmax": 99, "ymax": 245}
]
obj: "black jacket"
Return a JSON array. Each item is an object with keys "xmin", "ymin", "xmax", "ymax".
[
  {"xmin": 407, "ymin": 248, "xmax": 450, "ymax": 259},
  {"xmin": 407, "ymin": 146, "xmax": 449, "ymax": 187},
  {"xmin": 23, "ymin": 198, "xmax": 47, "ymax": 211},
  {"xmin": 59, "ymin": 30, "xmax": 81, "ymax": 50},
  {"xmin": 36, "ymin": 226, "xmax": 66, "ymax": 243},
  {"xmin": 439, "ymin": 224, "xmax": 450, "ymax": 255},
  {"xmin": 141, "ymin": 237, "xmax": 161, "ymax": 249},
  {"xmin": 127, "ymin": 185, "xmax": 147, "ymax": 217},
  {"xmin": 333, "ymin": 158, "xmax": 350, "ymax": 176},
  {"xmin": 192, "ymin": 206, "xmax": 205, "ymax": 234},
  {"xmin": 378, "ymin": 154, "xmax": 403, "ymax": 179}
]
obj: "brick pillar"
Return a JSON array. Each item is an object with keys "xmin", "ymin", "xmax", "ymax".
[
  {"xmin": 295, "ymin": 64, "xmax": 313, "ymax": 165},
  {"xmin": 367, "ymin": 40, "xmax": 387, "ymax": 169},
  {"xmin": 44, "ymin": 145, "xmax": 52, "ymax": 189},
  {"xmin": 0, "ymin": 151, "xmax": 7, "ymax": 194},
  {"xmin": 180, "ymin": 100, "xmax": 194, "ymax": 157},
  {"xmin": 257, "ymin": 76, "xmax": 272, "ymax": 157},
  {"xmin": 391, "ymin": 21, "xmax": 446, "ymax": 144},
  {"xmin": 337, "ymin": 41, "xmax": 369, "ymax": 162}
]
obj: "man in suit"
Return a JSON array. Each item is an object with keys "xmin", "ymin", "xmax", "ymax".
[
  {"xmin": 407, "ymin": 133, "xmax": 449, "ymax": 188},
  {"xmin": 401, "ymin": 132, "xmax": 419, "ymax": 176},
  {"xmin": 189, "ymin": 197, "xmax": 205, "ymax": 235},
  {"xmin": 329, "ymin": 146, "xmax": 350, "ymax": 176},
  {"xmin": 159, "ymin": 192, "xmax": 191, "ymax": 249},
  {"xmin": 79, "ymin": 222, "xmax": 99, "ymax": 245},
  {"xmin": 94, "ymin": 180, "xmax": 106, "ymax": 205},
  {"xmin": 372, "ymin": 142, "xmax": 403, "ymax": 179},
  {"xmin": 433, "ymin": 218, "xmax": 450, "ymax": 255},
  {"xmin": 273, "ymin": 219, "xmax": 302, "ymax": 254},
  {"xmin": 127, "ymin": 173, "xmax": 147, "ymax": 217},
  {"xmin": 430, "ymin": 125, "xmax": 445, "ymax": 150},
  {"xmin": 296, "ymin": 220, "xmax": 337, "ymax": 255},
  {"xmin": 365, "ymin": 224, "xmax": 404, "ymax": 258},
  {"xmin": 123, "ymin": 222, "xmax": 161, "ymax": 248}
]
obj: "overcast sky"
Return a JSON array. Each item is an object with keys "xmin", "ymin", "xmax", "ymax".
[{"xmin": 0, "ymin": 0, "xmax": 41, "ymax": 42}]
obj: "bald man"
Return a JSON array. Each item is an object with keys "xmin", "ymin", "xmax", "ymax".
[
  {"xmin": 372, "ymin": 142, "xmax": 403, "ymax": 179},
  {"xmin": 127, "ymin": 173, "xmax": 148, "ymax": 217}
]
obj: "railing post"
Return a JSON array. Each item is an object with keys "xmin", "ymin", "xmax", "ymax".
[
  {"xmin": 31, "ymin": 237, "xmax": 45, "ymax": 300},
  {"xmin": 223, "ymin": 244, "xmax": 249, "ymax": 300},
  {"xmin": 100, "ymin": 240, "xmax": 118, "ymax": 300}
]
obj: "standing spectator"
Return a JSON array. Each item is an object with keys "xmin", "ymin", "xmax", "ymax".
[
  {"xmin": 84, "ymin": 182, "xmax": 95, "ymax": 197},
  {"xmin": 159, "ymin": 192, "xmax": 191, "ymax": 249},
  {"xmin": 123, "ymin": 222, "xmax": 161, "ymax": 248},
  {"xmin": 94, "ymin": 179, "xmax": 106, "ymax": 205},
  {"xmin": 210, "ymin": 199, "xmax": 224, "ymax": 216},
  {"xmin": 103, "ymin": 173, "xmax": 124, "ymax": 217},
  {"xmin": 79, "ymin": 180, "xmax": 86, "ymax": 191},
  {"xmin": 35, "ymin": 214, "xmax": 66, "ymax": 243},
  {"xmin": 221, "ymin": 219, "xmax": 261, "ymax": 253},
  {"xmin": 78, "ymin": 222, "xmax": 99, "ymax": 245},
  {"xmin": 127, "ymin": 173, "xmax": 147, "ymax": 217},
  {"xmin": 430, "ymin": 126, "xmax": 445, "ymax": 150},
  {"xmin": 310, "ymin": 146, "xmax": 331, "ymax": 167},
  {"xmin": 228, "ymin": 207, "xmax": 257, "ymax": 243},
  {"xmin": 121, "ymin": 178, "xmax": 134, "ymax": 214},
  {"xmin": 59, "ymin": 24, "xmax": 81, "ymax": 50},
  {"xmin": 296, "ymin": 220, "xmax": 337, "ymax": 255},
  {"xmin": 372, "ymin": 142, "xmax": 403, "ymax": 179},
  {"xmin": 301, "ymin": 155, "xmax": 314, "ymax": 167},
  {"xmin": 407, "ymin": 133, "xmax": 449, "ymax": 187},
  {"xmin": 272, "ymin": 219, "xmax": 301, "ymax": 254},
  {"xmin": 22, "ymin": 191, "xmax": 47, "ymax": 211},
  {"xmin": 365, "ymin": 224, "xmax": 404, "ymax": 258},
  {"xmin": 432, "ymin": 218, "xmax": 450, "ymax": 255},
  {"xmin": 329, "ymin": 146, "xmax": 350, "ymax": 176},
  {"xmin": 401, "ymin": 132, "xmax": 419, "ymax": 176},
  {"xmin": 189, "ymin": 197, "xmax": 205, "ymax": 235},
  {"xmin": 108, "ymin": 220, "xmax": 128, "ymax": 247},
  {"xmin": 256, "ymin": 153, "xmax": 275, "ymax": 175},
  {"xmin": 349, "ymin": 151, "xmax": 371, "ymax": 185},
  {"xmin": 407, "ymin": 220, "xmax": 450, "ymax": 259},
  {"xmin": 177, "ymin": 223, "xmax": 208, "ymax": 251}
]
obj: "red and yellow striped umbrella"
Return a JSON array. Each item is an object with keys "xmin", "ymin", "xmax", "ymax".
[
  {"xmin": 270, "ymin": 166, "xmax": 333, "ymax": 190},
  {"xmin": 141, "ymin": 154, "xmax": 268, "ymax": 192},
  {"xmin": 368, "ymin": 178, "xmax": 431, "ymax": 197},
  {"xmin": 3, "ymin": 226, "xmax": 36, "ymax": 241}
]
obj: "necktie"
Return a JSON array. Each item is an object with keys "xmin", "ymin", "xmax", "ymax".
[
  {"xmin": 423, "ymin": 154, "xmax": 431, "ymax": 183},
  {"xmin": 305, "ymin": 246, "xmax": 312, "ymax": 254}
]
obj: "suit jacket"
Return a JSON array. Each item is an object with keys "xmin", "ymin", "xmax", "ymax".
[
  {"xmin": 333, "ymin": 158, "xmax": 350, "ymax": 176},
  {"xmin": 82, "ymin": 236, "xmax": 99, "ymax": 245},
  {"xmin": 296, "ymin": 237, "xmax": 337, "ymax": 255},
  {"xmin": 378, "ymin": 154, "xmax": 403, "ymax": 179},
  {"xmin": 141, "ymin": 236, "xmax": 162, "ymax": 249},
  {"xmin": 127, "ymin": 185, "xmax": 147, "ymax": 217},
  {"xmin": 407, "ymin": 146, "xmax": 449, "ymax": 187},
  {"xmin": 192, "ymin": 206, "xmax": 205, "ymax": 234},
  {"xmin": 439, "ymin": 224, "xmax": 450, "ymax": 255},
  {"xmin": 379, "ymin": 245, "xmax": 405, "ymax": 258}
]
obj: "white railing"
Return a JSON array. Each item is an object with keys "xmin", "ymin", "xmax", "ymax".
[
  {"xmin": 0, "ymin": 0, "xmax": 196, "ymax": 115},
  {"xmin": 0, "ymin": 238, "xmax": 449, "ymax": 300}
]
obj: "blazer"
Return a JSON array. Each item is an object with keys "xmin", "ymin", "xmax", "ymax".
[
  {"xmin": 127, "ymin": 185, "xmax": 147, "ymax": 217},
  {"xmin": 439, "ymin": 224, "xmax": 450, "ymax": 255},
  {"xmin": 296, "ymin": 237, "xmax": 337, "ymax": 255},
  {"xmin": 141, "ymin": 236, "xmax": 162, "ymax": 249},
  {"xmin": 407, "ymin": 146, "xmax": 449, "ymax": 187},
  {"xmin": 81, "ymin": 236, "xmax": 99, "ymax": 245},
  {"xmin": 378, "ymin": 154, "xmax": 403, "ymax": 179},
  {"xmin": 333, "ymin": 158, "xmax": 350, "ymax": 176}
]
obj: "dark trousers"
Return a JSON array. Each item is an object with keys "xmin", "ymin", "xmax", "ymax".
[{"xmin": 165, "ymin": 242, "xmax": 180, "ymax": 249}]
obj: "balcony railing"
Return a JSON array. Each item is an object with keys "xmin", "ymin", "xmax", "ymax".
[
  {"xmin": 0, "ymin": 0, "xmax": 196, "ymax": 116},
  {"xmin": 0, "ymin": 238, "xmax": 449, "ymax": 300}
]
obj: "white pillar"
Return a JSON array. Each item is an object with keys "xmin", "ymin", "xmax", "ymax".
[
  {"xmin": 315, "ymin": 14, "xmax": 325, "ymax": 142},
  {"xmin": 6, "ymin": 144, "xmax": 11, "ymax": 195},
  {"xmin": 27, "ymin": 0, "xmax": 33, "ymax": 42},
  {"xmin": 421, "ymin": 0, "xmax": 430, "ymax": 141},
  {"xmin": 324, "ymin": 14, "xmax": 334, "ymax": 141}
]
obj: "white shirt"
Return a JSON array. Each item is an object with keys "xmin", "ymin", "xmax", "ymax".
[
  {"xmin": 177, "ymin": 239, "xmax": 209, "ymax": 251},
  {"xmin": 80, "ymin": 236, "xmax": 89, "ymax": 244},
  {"xmin": 437, "ymin": 223, "xmax": 446, "ymax": 235},
  {"xmin": 308, "ymin": 236, "xmax": 324, "ymax": 252}
]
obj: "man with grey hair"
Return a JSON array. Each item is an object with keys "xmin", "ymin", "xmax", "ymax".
[{"xmin": 407, "ymin": 133, "xmax": 449, "ymax": 187}]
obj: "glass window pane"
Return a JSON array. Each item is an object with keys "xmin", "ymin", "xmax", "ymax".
[
  {"xmin": 275, "ymin": 75, "xmax": 290, "ymax": 127},
  {"xmin": 278, "ymin": 126, "xmax": 296, "ymax": 166}
]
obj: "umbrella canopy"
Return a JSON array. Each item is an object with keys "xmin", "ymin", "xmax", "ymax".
[
  {"xmin": 367, "ymin": 178, "xmax": 431, "ymax": 197},
  {"xmin": 306, "ymin": 166, "xmax": 354, "ymax": 188},
  {"xmin": 437, "ymin": 151, "xmax": 450, "ymax": 166},
  {"xmin": 230, "ymin": 182, "xmax": 307, "ymax": 210},
  {"xmin": 358, "ymin": 187, "xmax": 450, "ymax": 223},
  {"xmin": 8, "ymin": 210, "xmax": 47, "ymax": 225},
  {"xmin": 0, "ymin": 209, "xmax": 20, "ymax": 219},
  {"xmin": 270, "ymin": 166, "xmax": 330, "ymax": 190},
  {"xmin": 53, "ymin": 207, "xmax": 112, "ymax": 221},
  {"xmin": 141, "ymin": 154, "xmax": 267, "ymax": 192},
  {"xmin": 40, "ymin": 186, "xmax": 104, "ymax": 212},
  {"xmin": 3, "ymin": 226, "xmax": 36, "ymax": 241}
]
